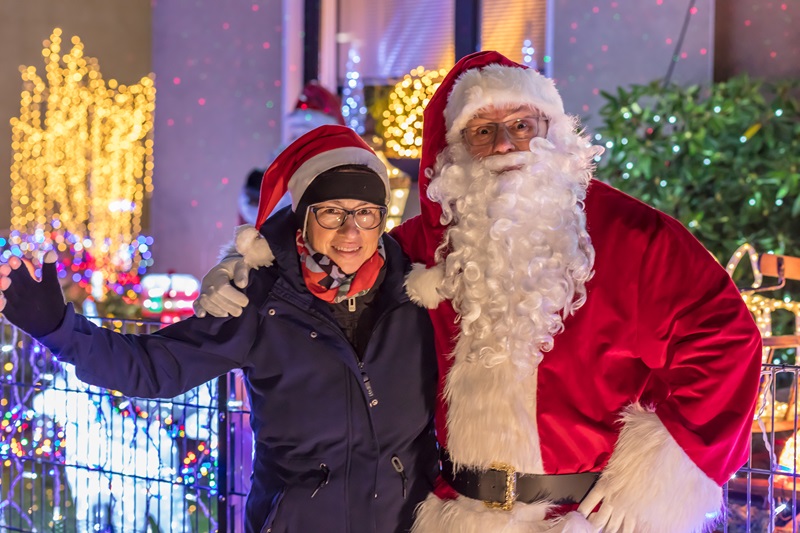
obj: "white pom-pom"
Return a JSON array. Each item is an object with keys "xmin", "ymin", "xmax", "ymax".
[
  {"xmin": 405, "ymin": 263, "xmax": 445, "ymax": 308},
  {"xmin": 233, "ymin": 224, "xmax": 274, "ymax": 268}
]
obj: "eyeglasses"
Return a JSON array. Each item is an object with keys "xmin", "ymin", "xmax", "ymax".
[
  {"xmin": 461, "ymin": 116, "xmax": 549, "ymax": 147},
  {"xmin": 309, "ymin": 205, "xmax": 387, "ymax": 230}
]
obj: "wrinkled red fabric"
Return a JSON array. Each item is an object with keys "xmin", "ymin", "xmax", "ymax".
[{"xmin": 390, "ymin": 179, "xmax": 762, "ymax": 487}]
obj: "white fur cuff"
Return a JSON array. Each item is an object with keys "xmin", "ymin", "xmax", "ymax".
[
  {"xmin": 405, "ymin": 263, "xmax": 445, "ymax": 308},
  {"xmin": 232, "ymin": 224, "xmax": 275, "ymax": 268},
  {"xmin": 591, "ymin": 403, "xmax": 722, "ymax": 533}
]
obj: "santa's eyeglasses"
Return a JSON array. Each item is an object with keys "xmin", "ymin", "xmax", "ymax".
[
  {"xmin": 309, "ymin": 205, "xmax": 387, "ymax": 230},
  {"xmin": 461, "ymin": 116, "xmax": 549, "ymax": 147}
]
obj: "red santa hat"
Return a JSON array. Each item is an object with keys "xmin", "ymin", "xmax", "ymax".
[
  {"xmin": 414, "ymin": 50, "xmax": 566, "ymax": 267},
  {"xmin": 255, "ymin": 125, "xmax": 389, "ymax": 228},
  {"xmin": 285, "ymin": 81, "xmax": 346, "ymax": 138}
]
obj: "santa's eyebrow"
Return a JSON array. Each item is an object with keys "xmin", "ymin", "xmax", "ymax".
[{"xmin": 468, "ymin": 106, "xmax": 543, "ymax": 124}]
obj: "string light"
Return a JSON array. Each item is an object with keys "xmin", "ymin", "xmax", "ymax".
[
  {"xmin": 9, "ymin": 28, "xmax": 155, "ymax": 287},
  {"xmin": 341, "ymin": 46, "xmax": 366, "ymax": 135},
  {"xmin": 727, "ymin": 244, "xmax": 800, "ymax": 367},
  {"xmin": 381, "ymin": 66, "xmax": 449, "ymax": 159}
]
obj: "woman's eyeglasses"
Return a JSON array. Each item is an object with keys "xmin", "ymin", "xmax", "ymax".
[{"xmin": 309, "ymin": 206, "xmax": 387, "ymax": 230}]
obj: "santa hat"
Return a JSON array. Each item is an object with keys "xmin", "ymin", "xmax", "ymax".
[
  {"xmin": 286, "ymin": 81, "xmax": 346, "ymax": 136},
  {"xmin": 255, "ymin": 125, "xmax": 389, "ymax": 229},
  {"xmin": 415, "ymin": 50, "xmax": 566, "ymax": 267}
]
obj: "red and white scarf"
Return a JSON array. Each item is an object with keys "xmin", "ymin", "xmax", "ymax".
[{"xmin": 295, "ymin": 230, "xmax": 385, "ymax": 303}]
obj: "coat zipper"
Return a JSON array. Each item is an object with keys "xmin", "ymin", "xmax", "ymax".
[
  {"xmin": 359, "ymin": 361, "xmax": 377, "ymax": 407},
  {"xmin": 311, "ymin": 463, "xmax": 330, "ymax": 498},
  {"xmin": 271, "ymin": 288, "xmax": 408, "ymax": 508},
  {"xmin": 391, "ymin": 455, "xmax": 407, "ymax": 499}
]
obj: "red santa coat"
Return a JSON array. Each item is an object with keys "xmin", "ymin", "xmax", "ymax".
[{"xmin": 391, "ymin": 179, "xmax": 762, "ymax": 527}]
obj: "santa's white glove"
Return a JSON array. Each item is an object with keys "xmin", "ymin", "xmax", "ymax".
[
  {"xmin": 578, "ymin": 482, "xmax": 636, "ymax": 533},
  {"xmin": 193, "ymin": 256, "xmax": 251, "ymax": 318},
  {"xmin": 193, "ymin": 225, "xmax": 275, "ymax": 318}
]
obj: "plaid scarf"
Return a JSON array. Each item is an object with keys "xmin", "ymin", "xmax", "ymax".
[{"xmin": 296, "ymin": 230, "xmax": 385, "ymax": 303}]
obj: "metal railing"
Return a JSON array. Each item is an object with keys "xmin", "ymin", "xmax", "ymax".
[{"xmin": 0, "ymin": 317, "xmax": 240, "ymax": 533}]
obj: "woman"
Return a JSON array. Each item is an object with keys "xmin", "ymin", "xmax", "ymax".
[{"xmin": 0, "ymin": 126, "xmax": 438, "ymax": 533}]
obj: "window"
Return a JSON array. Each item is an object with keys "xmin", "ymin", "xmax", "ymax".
[
  {"xmin": 481, "ymin": 0, "xmax": 548, "ymax": 72},
  {"xmin": 336, "ymin": 0, "xmax": 455, "ymax": 83}
]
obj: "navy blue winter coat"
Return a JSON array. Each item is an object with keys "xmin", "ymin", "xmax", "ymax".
[{"xmin": 38, "ymin": 208, "xmax": 439, "ymax": 533}]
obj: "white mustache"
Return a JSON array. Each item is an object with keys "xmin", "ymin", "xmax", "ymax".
[{"xmin": 480, "ymin": 151, "xmax": 534, "ymax": 173}]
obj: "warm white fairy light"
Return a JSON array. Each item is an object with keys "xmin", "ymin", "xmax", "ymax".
[
  {"xmin": 381, "ymin": 67, "xmax": 449, "ymax": 159},
  {"xmin": 9, "ymin": 28, "xmax": 155, "ymax": 283},
  {"xmin": 727, "ymin": 243, "xmax": 800, "ymax": 365}
]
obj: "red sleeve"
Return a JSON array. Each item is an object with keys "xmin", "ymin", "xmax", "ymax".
[
  {"xmin": 638, "ymin": 213, "xmax": 762, "ymax": 485},
  {"xmin": 388, "ymin": 215, "xmax": 427, "ymax": 263}
]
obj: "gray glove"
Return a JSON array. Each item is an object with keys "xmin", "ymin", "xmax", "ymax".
[{"xmin": 192, "ymin": 255, "xmax": 252, "ymax": 318}]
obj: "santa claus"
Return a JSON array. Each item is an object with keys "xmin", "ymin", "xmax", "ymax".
[{"xmin": 197, "ymin": 51, "xmax": 762, "ymax": 533}]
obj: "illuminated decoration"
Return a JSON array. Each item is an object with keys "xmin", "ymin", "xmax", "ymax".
[
  {"xmin": 341, "ymin": 45, "xmax": 366, "ymax": 135},
  {"xmin": 379, "ymin": 153, "xmax": 410, "ymax": 231},
  {"xmin": 0, "ymin": 227, "xmax": 151, "ymax": 319},
  {"xmin": 360, "ymin": 133, "xmax": 411, "ymax": 230},
  {"xmin": 779, "ymin": 430, "xmax": 800, "ymax": 474},
  {"xmin": 9, "ymin": 28, "xmax": 156, "ymax": 289},
  {"xmin": 521, "ymin": 39, "xmax": 538, "ymax": 70},
  {"xmin": 0, "ymin": 320, "xmax": 219, "ymax": 531},
  {"xmin": 726, "ymin": 244, "xmax": 800, "ymax": 362},
  {"xmin": 381, "ymin": 66, "xmax": 449, "ymax": 159},
  {"xmin": 140, "ymin": 273, "xmax": 201, "ymax": 324},
  {"xmin": 727, "ymin": 243, "xmax": 800, "ymax": 443}
]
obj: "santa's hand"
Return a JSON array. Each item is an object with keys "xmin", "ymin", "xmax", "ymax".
[
  {"xmin": 578, "ymin": 484, "xmax": 636, "ymax": 533},
  {"xmin": 0, "ymin": 251, "xmax": 67, "ymax": 338},
  {"xmin": 193, "ymin": 256, "xmax": 251, "ymax": 318}
]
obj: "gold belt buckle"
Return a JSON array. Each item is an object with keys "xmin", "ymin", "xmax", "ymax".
[{"xmin": 484, "ymin": 462, "xmax": 517, "ymax": 511}]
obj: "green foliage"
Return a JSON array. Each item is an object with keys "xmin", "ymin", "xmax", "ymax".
[{"xmin": 594, "ymin": 75, "xmax": 800, "ymax": 263}]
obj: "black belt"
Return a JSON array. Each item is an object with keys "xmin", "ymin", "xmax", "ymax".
[{"xmin": 441, "ymin": 453, "xmax": 599, "ymax": 511}]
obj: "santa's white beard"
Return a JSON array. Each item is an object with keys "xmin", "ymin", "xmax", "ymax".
[
  {"xmin": 413, "ymin": 134, "xmax": 601, "ymax": 527},
  {"xmin": 428, "ymin": 134, "xmax": 597, "ymax": 471},
  {"xmin": 428, "ymin": 136, "xmax": 596, "ymax": 376}
]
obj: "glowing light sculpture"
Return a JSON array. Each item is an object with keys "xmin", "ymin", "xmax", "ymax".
[{"xmin": 9, "ymin": 28, "xmax": 155, "ymax": 287}]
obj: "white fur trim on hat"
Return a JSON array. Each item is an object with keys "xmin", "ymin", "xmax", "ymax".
[
  {"xmin": 585, "ymin": 403, "xmax": 722, "ymax": 533},
  {"xmin": 404, "ymin": 263, "xmax": 446, "ymax": 309},
  {"xmin": 287, "ymin": 146, "xmax": 390, "ymax": 211},
  {"xmin": 444, "ymin": 63, "xmax": 565, "ymax": 145},
  {"xmin": 233, "ymin": 224, "xmax": 275, "ymax": 268}
]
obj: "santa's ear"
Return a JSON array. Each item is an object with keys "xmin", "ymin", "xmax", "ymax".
[{"xmin": 405, "ymin": 263, "xmax": 445, "ymax": 309}]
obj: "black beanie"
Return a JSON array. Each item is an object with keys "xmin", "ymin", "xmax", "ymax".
[{"xmin": 295, "ymin": 165, "xmax": 387, "ymax": 227}]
